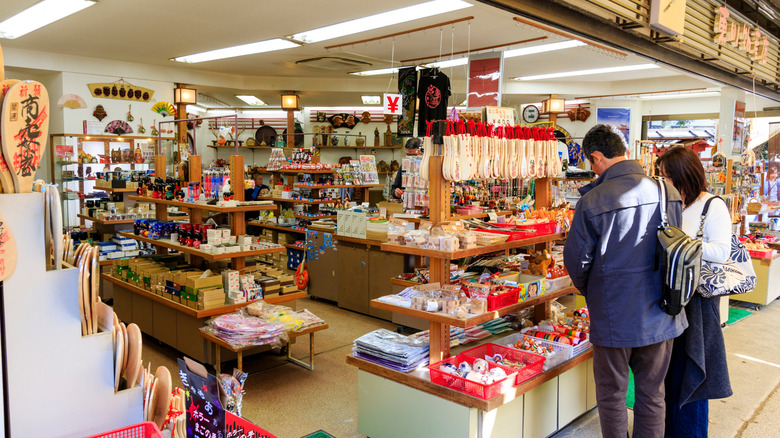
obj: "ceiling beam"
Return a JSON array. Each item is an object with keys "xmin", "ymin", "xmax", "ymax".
[{"xmin": 400, "ymin": 36, "xmax": 547, "ymax": 63}]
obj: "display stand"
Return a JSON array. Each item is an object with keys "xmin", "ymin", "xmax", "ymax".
[
  {"xmin": 113, "ymin": 155, "xmax": 303, "ymax": 363},
  {"xmin": 736, "ymin": 254, "xmax": 780, "ymax": 309},
  {"xmin": 0, "ymin": 194, "xmax": 142, "ymax": 437}
]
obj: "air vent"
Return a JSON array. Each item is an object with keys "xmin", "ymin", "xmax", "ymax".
[{"xmin": 295, "ymin": 56, "xmax": 372, "ymax": 71}]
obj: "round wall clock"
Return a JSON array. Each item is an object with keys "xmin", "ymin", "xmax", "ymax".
[{"xmin": 522, "ymin": 105, "xmax": 540, "ymax": 123}]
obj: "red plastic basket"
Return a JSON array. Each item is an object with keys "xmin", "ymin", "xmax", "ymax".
[
  {"xmin": 429, "ymin": 354, "xmax": 519, "ymax": 399},
  {"xmin": 486, "ymin": 287, "xmax": 520, "ymax": 311},
  {"xmin": 748, "ymin": 249, "xmax": 774, "ymax": 258},
  {"xmin": 460, "ymin": 343, "xmax": 546, "ymax": 385},
  {"xmin": 86, "ymin": 422, "xmax": 164, "ymax": 438},
  {"xmin": 478, "ymin": 221, "xmax": 556, "ymax": 241}
]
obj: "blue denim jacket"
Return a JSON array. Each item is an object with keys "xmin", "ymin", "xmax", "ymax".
[{"xmin": 563, "ymin": 160, "xmax": 688, "ymax": 348}]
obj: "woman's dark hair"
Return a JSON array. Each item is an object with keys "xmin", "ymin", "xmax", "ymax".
[
  {"xmin": 656, "ymin": 146, "xmax": 707, "ymax": 207},
  {"xmin": 405, "ymin": 137, "xmax": 421, "ymax": 150},
  {"xmin": 582, "ymin": 124, "xmax": 627, "ymax": 160}
]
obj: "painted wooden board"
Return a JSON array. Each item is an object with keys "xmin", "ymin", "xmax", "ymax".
[
  {"xmin": 151, "ymin": 366, "xmax": 172, "ymax": 429},
  {"xmin": 97, "ymin": 302, "xmax": 113, "ymax": 333},
  {"xmin": 0, "ymin": 79, "xmax": 20, "ymax": 193},
  {"xmin": 91, "ymin": 247, "xmax": 98, "ymax": 333},
  {"xmin": 125, "ymin": 323, "xmax": 142, "ymax": 388},
  {"xmin": 0, "ymin": 212, "xmax": 17, "ymax": 281},
  {"xmin": 1, "ymin": 81, "xmax": 49, "ymax": 193},
  {"xmin": 47, "ymin": 186, "xmax": 62, "ymax": 269}
]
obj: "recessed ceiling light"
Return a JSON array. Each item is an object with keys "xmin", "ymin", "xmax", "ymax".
[
  {"xmin": 0, "ymin": 0, "xmax": 97, "ymax": 39},
  {"xmin": 291, "ymin": 0, "xmax": 473, "ymax": 44},
  {"xmin": 361, "ymin": 96, "xmax": 381, "ymax": 105},
  {"xmin": 236, "ymin": 95, "xmax": 267, "ymax": 106},
  {"xmin": 172, "ymin": 38, "xmax": 301, "ymax": 63},
  {"xmin": 504, "ymin": 40, "xmax": 586, "ymax": 58},
  {"xmin": 514, "ymin": 64, "xmax": 659, "ymax": 81}
]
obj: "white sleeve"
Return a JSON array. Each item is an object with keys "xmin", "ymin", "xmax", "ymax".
[{"xmin": 701, "ymin": 198, "xmax": 731, "ymax": 263}]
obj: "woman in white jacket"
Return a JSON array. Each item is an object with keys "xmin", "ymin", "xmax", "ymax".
[{"xmin": 656, "ymin": 146, "xmax": 733, "ymax": 437}]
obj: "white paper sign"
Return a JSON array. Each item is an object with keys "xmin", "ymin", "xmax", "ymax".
[{"xmin": 383, "ymin": 93, "xmax": 402, "ymax": 115}]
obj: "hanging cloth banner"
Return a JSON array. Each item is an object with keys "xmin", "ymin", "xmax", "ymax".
[
  {"xmin": 397, "ymin": 67, "xmax": 418, "ymax": 137},
  {"xmin": 467, "ymin": 52, "xmax": 503, "ymax": 108}
]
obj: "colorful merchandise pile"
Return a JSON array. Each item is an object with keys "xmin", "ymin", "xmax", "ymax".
[{"xmin": 353, "ymin": 329, "xmax": 430, "ymax": 372}]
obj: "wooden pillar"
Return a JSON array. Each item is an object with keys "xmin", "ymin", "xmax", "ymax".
[
  {"xmin": 286, "ymin": 109, "xmax": 295, "ymax": 147},
  {"xmin": 188, "ymin": 155, "xmax": 203, "ymax": 225}
]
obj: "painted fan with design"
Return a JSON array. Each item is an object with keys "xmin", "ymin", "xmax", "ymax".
[
  {"xmin": 151, "ymin": 101, "xmax": 176, "ymax": 118},
  {"xmin": 105, "ymin": 120, "xmax": 133, "ymax": 135}
]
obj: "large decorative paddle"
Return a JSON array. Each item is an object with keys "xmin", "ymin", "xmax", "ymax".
[
  {"xmin": 0, "ymin": 79, "xmax": 20, "ymax": 193},
  {"xmin": 0, "ymin": 212, "xmax": 16, "ymax": 281},
  {"xmin": 1, "ymin": 80, "xmax": 49, "ymax": 193}
]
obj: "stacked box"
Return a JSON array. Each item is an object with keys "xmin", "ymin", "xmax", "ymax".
[
  {"xmin": 198, "ymin": 286, "xmax": 226, "ymax": 310},
  {"xmin": 222, "ymin": 270, "xmax": 240, "ymax": 293},
  {"xmin": 257, "ymin": 277, "xmax": 280, "ymax": 298}
]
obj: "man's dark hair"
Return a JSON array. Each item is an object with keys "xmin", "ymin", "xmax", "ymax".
[
  {"xmin": 405, "ymin": 137, "xmax": 421, "ymax": 150},
  {"xmin": 582, "ymin": 124, "xmax": 627, "ymax": 161}
]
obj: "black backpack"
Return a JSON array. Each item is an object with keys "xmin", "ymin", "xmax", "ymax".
[{"xmin": 654, "ymin": 177, "xmax": 702, "ymax": 316}]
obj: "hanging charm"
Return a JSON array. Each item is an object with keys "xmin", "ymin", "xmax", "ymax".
[
  {"xmin": 93, "ymin": 104, "xmax": 107, "ymax": 121},
  {"xmin": 151, "ymin": 120, "xmax": 159, "ymax": 136},
  {"xmin": 127, "ymin": 104, "xmax": 134, "ymax": 122},
  {"xmin": 138, "ymin": 118, "xmax": 146, "ymax": 134}
]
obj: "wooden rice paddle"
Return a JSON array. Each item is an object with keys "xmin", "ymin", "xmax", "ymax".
[
  {"xmin": 1, "ymin": 81, "xmax": 49, "ymax": 193},
  {"xmin": 151, "ymin": 366, "xmax": 172, "ymax": 429},
  {"xmin": 90, "ymin": 247, "xmax": 99, "ymax": 333},
  {"xmin": 0, "ymin": 212, "xmax": 17, "ymax": 281},
  {"xmin": 0, "ymin": 79, "xmax": 20, "ymax": 193},
  {"xmin": 125, "ymin": 323, "xmax": 142, "ymax": 388}
]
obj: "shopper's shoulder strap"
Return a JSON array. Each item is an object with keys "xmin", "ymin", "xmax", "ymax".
[
  {"xmin": 697, "ymin": 195, "xmax": 724, "ymax": 238},
  {"xmin": 653, "ymin": 176, "xmax": 668, "ymax": 228}
]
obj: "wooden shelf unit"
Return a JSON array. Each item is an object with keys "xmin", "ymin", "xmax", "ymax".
[
  {"xmin": 77, "ymin": 214, "xmax": 136, "ymax": 225},
  {"xmin": 247, "ymin": 222, "xmax": 307, "ymax": 234},
  {"xmin": 118, "ymin": 232, "xmax": 284, "ymax": 261},
  {"xmin": 94, "ymin": 186, "xmax": 140, "ymax": 193},
  {"xmin": 127, "ymin": 195, "xmax": 277, "ymax": 213},
  {"xmin": 260, "ymin": 197, "xmax": 335, "ymax": 205},
  {"xmin": 294, "ymin": 183, "xmax": 383, "ymax": 189},
  {"xmin": 295, "ymin": 214, "xmax": 336, "ymax": 220}
]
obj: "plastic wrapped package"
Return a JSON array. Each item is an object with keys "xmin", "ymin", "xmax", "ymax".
[
  {"xmin": 440, "ymin": 234, "xmax": 460, "ymax": 252},
  {"xmin": 352, "ymin": 329, "xmax": 429, "ymax": 372},
  {"xmin": 218, "ymin": 368, "xmax": 248, "ymax": 416},
  {"xmin": 200, "ymin": 312, "xmax": 288, "ymax": 350}
]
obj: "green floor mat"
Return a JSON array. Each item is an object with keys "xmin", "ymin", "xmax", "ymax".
[
  {"xmin": 301, "ymin": 431, "xmax": 336, "ymax": 438},
  {"xmin": 727, "ymin": 307, "xmax": 753, "ymax": 325},
  {"xmin": 627, "ymin": 367, "xmax": 635, "ymax": 409}
]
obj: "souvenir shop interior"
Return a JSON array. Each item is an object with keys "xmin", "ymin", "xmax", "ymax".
[{"xmin": 1, "ymin": 0, "xmax": 780, "ymax": 437}]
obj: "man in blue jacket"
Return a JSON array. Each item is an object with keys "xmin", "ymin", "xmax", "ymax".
[{"xmin": 563, "ymin": 124, "xmax": 687, "ymax": 438}]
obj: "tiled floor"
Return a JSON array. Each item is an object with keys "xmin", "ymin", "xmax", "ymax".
[{"xmin": 142, "ymin": 296, "xmax": 780, "ymax": 438}]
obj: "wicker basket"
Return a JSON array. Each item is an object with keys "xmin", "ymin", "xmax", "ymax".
[{"xmin": 747, "ymin": 198, "xmax": 762, "ymax": 214}]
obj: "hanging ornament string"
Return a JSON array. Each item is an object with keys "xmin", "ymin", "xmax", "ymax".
[
  {"xmin": 385, "ymin": 37, "xmax": 396, "ymax": 93},
  {"xmin": 439, "ymin": 27, "xmax": 444, "ymax": 62}
]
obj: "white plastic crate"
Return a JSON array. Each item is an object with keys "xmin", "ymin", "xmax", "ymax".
[
  {"xmin": 545, "ymin": 275, "xmax": 573, "ymax": 292},
  {"xmin": 494, "ymin": 332, "xmax": 572, "ymax": 371}
]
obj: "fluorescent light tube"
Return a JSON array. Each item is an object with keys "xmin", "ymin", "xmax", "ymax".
[
  {"xmin": 638, "ymin": 91, "xmax": 720, "ymax": 100},
  {"xmin": 236, "ymin": 95, "xmax": 267, "ymax": 106},
  {"xmin": 361, "ymin": 96, "xmax": 381, "ymax": 105},
  {"xmin": 350, "ymin": 67, "xmax": 401, "ymax": 76},
  {"xmin": 172, "ymin": 38, "xmax": 300, "ymax": 63},
  {"xmin": 514, "ymin": 64, "xmax": 659, "ymax": 81},
  {"xmin": 504, "ymin": 40, "xmax": 586, "ymax": 58},
  {"xmin": 425, "ymin": 57, "xmax": 468, "ymax": 69},
  {"xmin": 291, "ymin": 0, "xmax": 472, "ymax": 44},
  {"xmin": 0, "ymin": 0, "xmax": 97, "ymax": 39}
]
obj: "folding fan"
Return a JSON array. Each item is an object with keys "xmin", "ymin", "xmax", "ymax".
[
  {"xmin": 151, "ymin": 101, "xmax": 176, "ymax": 118},
  {"xmin": 57, "ymin": 94, "xmax": 87, "ymax": 109},
  {"xmin": 105, "ymin": 120, "xmax": 134, "ymax": 135}
]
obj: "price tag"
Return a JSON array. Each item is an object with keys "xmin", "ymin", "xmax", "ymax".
[
  {"xmin": 389, "ymin": 218, "xmax": 408, "ymax": 227},
  {"xmin": 442, "ymin": 284, "xmax": 462, "ymax": 293},
  {"xmin": 488, "ymin": 212, "xmax": 498, "ymax": 222},
  {"xmin": 417, "ymin": 282, "xmax": 441, "ymax": 292},
  {"xmin": 380, "ymin": 207, "xmax": 387, "ymax": 218},
  {"xmin": 419, "ymin": 220, "xmax": 433, "ymax": 231}
]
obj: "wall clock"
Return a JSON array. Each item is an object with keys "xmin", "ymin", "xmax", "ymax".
[{"xmin": 522, "ymin": 105, "xmax": 540, "ymax": 123}]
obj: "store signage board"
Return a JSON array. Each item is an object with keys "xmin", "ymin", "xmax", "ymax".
[
  {"xmin": 713, "ymin": 6, "xmax": 769, "ymax": 64},
  {"xmin": 482, "ymin": 106, "xmax": 515, "ymax": 125},
  {"xmin": 225, "ymin": 411, "xmax": 276, "ymax": 438},
  {"xmin": 650, "ymin": 0, "xmax": 687, "ymax": 36},
  {"xmin": 467, "ymin": 53, "xmax": 503, "ymax": 108},
  {"xmin": 178, "ymin": 357, "xmax": 224, "ymax": 438},
  {"xmin": 383, "ymin": 93, "xmax": 402, "ymax": 115}
]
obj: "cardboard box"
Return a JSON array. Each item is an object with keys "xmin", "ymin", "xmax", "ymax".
[
  {"xmin": 281, "ymin": 284, "xmax": 299, "ymax": 294},
  {"xmin": 185, "ymin": 275, "xmax": 223, "ymax": 294}
]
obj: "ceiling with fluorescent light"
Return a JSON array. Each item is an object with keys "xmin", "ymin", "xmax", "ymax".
[{"xmin": 0, "ymin": 0, "xmax": 771, "ymax": 108}]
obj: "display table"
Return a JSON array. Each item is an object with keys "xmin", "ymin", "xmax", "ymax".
[
  {"xmin": 200, "ymin": 323, "xmax": 329, "ymax": 374},
  {"xmin": 347, "ymin": 350, "xmax": 595, "ymax": 438},
  {"xmin": 735, "ymin": 254, "xmax": 780, "ymax": 309},
  {"xmin": 104, "ymin": 273, "xmax": 304, "ymax": 363}
]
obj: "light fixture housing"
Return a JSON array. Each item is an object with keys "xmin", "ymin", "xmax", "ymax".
[
  {"xmin": 173, "ymin": 87, "xmax": 197, "ymax": 105},
  {"xmin": 541, "ymin": 97, "xmax": 566, "ymax": 114},
  {"xmin": 504, "ymin": 40, "xmax": 586, "ymax": 58},
  {"xmin": 236, "ymin": 95, "xmax": 267, "ymax": 106},
  {"xmin": 0, "ymin": 0, "xmax": 97, "ymax": 39},
  {"xmin": 172, "ymin": 38, "xmax": 300, "ymax": 63},
  {"xmin": 291, "ymin": 0, "xmax": 472, "ymax": 44},
  {"xmin": 281, "ymin": 93, "xmax": 300, "ymax": 110},
  {"xmin": 361, "ymin": 96, "xmax": 381, "ymax": 105}
]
